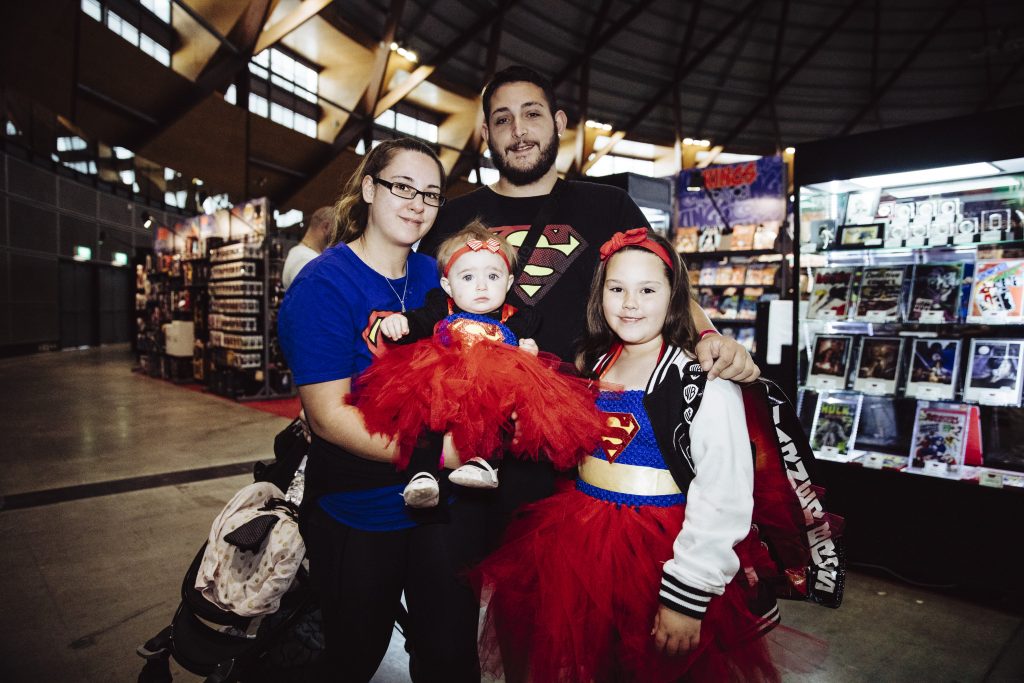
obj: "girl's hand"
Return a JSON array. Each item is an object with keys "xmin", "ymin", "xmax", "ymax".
[
  {"xmin": 518, "ymin": 338, "xmax": 539, "ymax": 356},
  {"xmin": 381, "ymin": 313, "xmax": 410, "ymax": 341},
  {"xmin": 696, "ymin": 333, "xmax": 760, "ymax": 383},
  {"xmin": 651, "ymin": 605, "xmax": 701, "ymax": 656}
]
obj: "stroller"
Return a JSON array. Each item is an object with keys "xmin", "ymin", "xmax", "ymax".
[{"xmin": 136, "ymin": 418, "xmax": 323, "ymax": 683}]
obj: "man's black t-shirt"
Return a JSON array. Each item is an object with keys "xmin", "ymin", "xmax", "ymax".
[{"xmin": 419, "ymin": 180, "xmax": 651, "ymax": 362}]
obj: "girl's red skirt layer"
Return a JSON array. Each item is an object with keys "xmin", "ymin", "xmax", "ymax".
[
  {"xmin": 351, "ymin": 338, "xmax": 604, "ymax": 470},
  {"xmin": 472, "ymin": 490, "xmax": 780, "ymax": 683}
]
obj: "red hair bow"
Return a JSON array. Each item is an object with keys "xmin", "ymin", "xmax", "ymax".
[
  {"xmin": 598, "ymin": 228, "xmax": 674, "ymax": 270},
  {"xmin": 467, "ymin": 237, "xmax": 501, "ymax": 253}
]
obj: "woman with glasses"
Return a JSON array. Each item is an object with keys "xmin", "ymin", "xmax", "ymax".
[{"xmin": 278, "ymin": 138, "xmax": 479, "ymax": 682}]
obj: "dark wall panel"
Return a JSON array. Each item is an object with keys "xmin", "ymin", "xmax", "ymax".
[
  {"xmin": 58, "ymin": 177, "xmax": 98, "ymax": 216},
  {"xmin": 8, "ymin": 253, "xmax": 58, "ymax": 344},
  {"xmin": 59, "ymin": 214, "xmax": 97, "ymax": 258},
  {"xmin": 98, "ymin": 266, "xmax": 131, "ymax": 344},
  {"xmin": 97, "ymin": 226, "xmax": 135, "ymax": 261},
  {"xmin": 7, "ymin": 158, "xmax": 57, "ymax": 205},
  {"xmin": 8, "ymin": 200, "xmax": 58, "ymax": 253},
  {"xmin": 98, "ymin": 193, "xmax": 136, "ymax": 228}
]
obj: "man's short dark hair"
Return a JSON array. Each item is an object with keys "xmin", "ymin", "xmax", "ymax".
[{"xmin": 481, "ymin": 65, "xmax": 558, "ymax": 120}]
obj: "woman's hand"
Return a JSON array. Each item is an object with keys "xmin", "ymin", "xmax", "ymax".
[
  {"xmin": 651, "ymin": 605, "xmax": 701, "ymax": 656},
  {"xmin": 696, "ymin": 333, "xmax": 760, "ymax": 383}
]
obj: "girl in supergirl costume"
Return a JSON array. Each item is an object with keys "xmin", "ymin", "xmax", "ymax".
[
  {"xmin": 350, "ymin": 222, "xmax": 605, "ymax": 508},
  {"xmin": 473, "ymin": 228, "xmax": 784, "ymax": 683}
]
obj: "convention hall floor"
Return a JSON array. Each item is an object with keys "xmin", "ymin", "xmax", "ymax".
[{"xmin": 1, "ymin": 345, "xmax": 1022, "ymax": 682}]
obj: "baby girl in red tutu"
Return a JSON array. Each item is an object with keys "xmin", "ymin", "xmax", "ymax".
[{"xmin": 350, "ymin": 221, "xmax": 604, "ymax": 508}]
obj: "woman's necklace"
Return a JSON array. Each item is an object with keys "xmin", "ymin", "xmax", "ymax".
[
  {"xmin": 382, "ymin": 267, "xmax": 409, "ymax": 312},
  {"xmin": 352, "ymin": 237, "xmax": 410, "ymax": 312}
]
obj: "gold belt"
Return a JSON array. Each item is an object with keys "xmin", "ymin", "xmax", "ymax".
[{"xmin": 578, "ymin": 455, "xmax": 682, "ymax": 497}]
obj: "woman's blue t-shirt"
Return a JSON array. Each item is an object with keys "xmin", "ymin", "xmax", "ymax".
[{"xmin": 278, "ymin": 243, "xmax": 439, "ymax": 530}]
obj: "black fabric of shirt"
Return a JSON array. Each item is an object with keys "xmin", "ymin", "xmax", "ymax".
[{"xmin": 419, "ymin": 181, "xmax": 651, "ymax": 362}]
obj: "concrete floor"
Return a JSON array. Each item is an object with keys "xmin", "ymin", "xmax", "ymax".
[{"xmin": 0, "ymin": 345, "xmax": 1021, "ymax": 682}]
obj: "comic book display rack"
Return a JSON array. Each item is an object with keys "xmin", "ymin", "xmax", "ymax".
[
  {"xmin": 798, "ymin": 168, "xmax": 1024, "ymax": 491},
  {"xmin": 137, "ymin": 198, "xmax": 294, "ymax": 401}
]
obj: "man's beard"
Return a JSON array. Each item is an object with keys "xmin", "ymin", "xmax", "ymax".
[{"xmin": 488, "ymin": 130, "xmax": 559, "ymax": 186}]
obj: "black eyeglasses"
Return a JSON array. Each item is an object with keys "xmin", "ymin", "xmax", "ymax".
[{"xmin": 373, "ymin": 177, "xmax": 446, "ymax": 207}]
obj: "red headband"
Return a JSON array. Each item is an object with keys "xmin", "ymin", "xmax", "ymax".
[
  {"xmin": 443, "ymin": 237, "xmax": 511, "ymax": 277},
  {"xmin": 598, "ymin": 228, "xmax": 674, "ymax": 270}
]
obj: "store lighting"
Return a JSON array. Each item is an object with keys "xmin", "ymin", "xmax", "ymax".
[
  {"xmin": 849, "ymin": 162, "xmax": 1000, "ymax": 189},
  {"xmin": 142, "ymin": 211, "xmax": 154, "ymax": 229},
  {"xmin": 586, "ymin": 119, "xmax": 613, "ymax": 131},
  {"xmin": 112, "ymin": 252, "xmax": 128, "ymax": 266},
  {"xmin": 784, "ymin": 147, "xmax": 795, "ymax": 155},
  {"xmin": 389, "ymin": 42, "xmax": 417, "ymax": 63},
  {"xmin": 884, "ymin": 176, "xmax": 1022, "ymax": 199},
  {"xmin": 74, "ymin": 245, "xmax": 92, "ymax": 261}
]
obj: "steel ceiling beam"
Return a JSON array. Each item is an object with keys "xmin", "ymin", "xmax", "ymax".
[
  {"xmin": 837, "ymin": 0, "xmax": 967, "ymax": 136},
  {"xmin": 718, "ymin": 0, "xmax": 867, "ymax": 149},
  {"xmin": 373, "ymin": 0, "xmax": 520, "ymax": 118},
  {"xmin": 978, "ymin": 52, "xmax": 1024, "ymax": 112},
  {"xmin": 768, "ymin": 0, "xmax": 790, "ymax": 149},
  {"xmin": 672, "ymin": 0, "xmax": 705, "ymax": 141},
  {"xmin": 551, "ymin": 0, "xmax": 658, "ymax": 88},
  {"xmin": 449, "ymin": 13, "xmax": 507, "ymax": 182},
  {"xmin": 693, "ymin": 6, "xmax": 761, "ymax": 137},
  {"xmin": 571, "ymin": 0, "xmax": 614, "ymax": 176},
  {"xmin": 126, "ymin": 0, "xmax": 276, "ymax": 151},
  {"xmin": 618, "ymin": 0, "xmax": 759, "ymax": 136}
]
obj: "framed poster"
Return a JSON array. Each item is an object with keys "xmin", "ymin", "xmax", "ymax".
[
  {"xmin": 967, "ymin": 259, "xmax": 1024, "ymax": 324},
  {"xmin": 906, "ymin": 401, "xmax": 970, "ymax": 477},
  {"xmin": 907, "ymin": 263, "xmax": 964, "ymax": 324},
  {"xmin": 905, "ymin": 338, "xmax": 962, "ymax": 401},
  {"xmin": 964, "ymin": 339, "xmax": 1024, "ymax": 406},
  {"xmin": 854, "ymin": 266, "xmax": 907, "ymax": 322},
  {"xmin": 838, "ymin": 223, "xmax": 885, "ymax": 248},
  {"xmin": 806, "ymin": 267, "xmax": 858, "ymax": 320},
  {"xmin": 853, "ymin": 336, "xmax": 905, "ymax": 396},
  {"xmin": 807, "ymin": 334, "xmax": 853, "ymax": 391}
]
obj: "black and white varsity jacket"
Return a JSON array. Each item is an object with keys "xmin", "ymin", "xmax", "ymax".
[{"xmin": 593, "ymin": 344, "xmax": 754, "ymax": 620}]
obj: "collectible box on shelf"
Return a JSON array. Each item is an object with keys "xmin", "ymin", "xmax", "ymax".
[
  {"xmin": 719, "ymin": 287, "xmax": 741, "ymax": 318},
  {"xmin": 854, "ymin": 266, "xmax": 907, "ymax": 322},
  {"xmin": 673, "ymin": 227, "xmax": 698, "ymax": 253},
  {"xmin": 806, "ymin": 267, "xmax": 858, "ymax": 320},
  {"xmin": 853, "ymin": 336, "xmax": 905, "ymax": 396},
  {"xmin": 698, "ymin": 226, "xmax": 722, "ymax": 252},
  {"xmin": 905, "ymin": 338, "xmax": 962, "ymax": 401},
  {"xmin": 714, "ymin": 264, "xmax": 734, "ymax": 285},
  {"xmin": 907, "ymin": 263, "xmax": 964, "ymax": 324},
  {"xmin": 838, "ymin": 223, "xmax": 885, "ymax": 248},
  {"xmin": 809, "ymin": 391, "xmax": 863, "ymax": 461},
  {"xmin": 966, "ymin": 258, "xmax": 1024, "ymax": 324},
  {"xmin": 699, "ymin": 263, "xmax": 718, "ymax": 285},
  {"xmin": 730, "ymin": 224, "xmax": 755, "ymax": 250},
  {"xmin": 844, "ymin": 189, "xmax": 881, "ymax": 225},
  {"xmin": 964, "ymin": 339, "xmax": 1024, "ymax": 406},
  {"xmin": 807, "ymin": 334, "xmax": 853, "ymax": 391},
  {"xmin": 753, "ymin": 221, "xmax": 780, "ymax": 250},
  {"xmin": 698, "ymin": 288, "xmax": 724, "ymax": 318},
  {"xmin": 739, "ymin": 287, "xmax": 763, "ymax": 319},
  {"xmin": 906, "ymin": 401, "xmax": 970, "ymax": 478}
]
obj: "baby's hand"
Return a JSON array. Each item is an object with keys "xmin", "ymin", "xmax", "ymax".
[
  {"xmin": 651, "ymin": 605, "xmax": 701, "ymax": 656},
  {"xmin": 519, "ymin": 338, "xmax": 539, "ymax": 356},
  {"xmin": 381, "ymin": 313, "xmax": 410, "ymax": 341}
]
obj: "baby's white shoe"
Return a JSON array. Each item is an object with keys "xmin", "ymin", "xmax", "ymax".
[
  {"xmin": 403, "ymin": 472, "xmax": 440, "ymax": 508},
  {"xmin": 449, "ymin": 457, "xmax": 499, "ymax": 489}
]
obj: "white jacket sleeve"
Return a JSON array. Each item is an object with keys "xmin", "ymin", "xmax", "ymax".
[{"xmin": 659, "ymin": 376, "xmax": 753, "ymax": 619}]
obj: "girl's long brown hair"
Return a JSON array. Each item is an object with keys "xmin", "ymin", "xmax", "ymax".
[
  {"xmin": 575, "ymin": 230, "xmax": 698, "ymax": 376},
  {"xmin": 329, "ymin": 137, "xmax": 446, "ymax": 246}
]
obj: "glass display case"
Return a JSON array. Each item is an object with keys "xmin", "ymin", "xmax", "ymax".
[{"xmin": 796, "ymin": 160, "xmax": 1024, "ymax": 488}]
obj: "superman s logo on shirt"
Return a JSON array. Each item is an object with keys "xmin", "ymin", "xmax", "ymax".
[
  {"xmin": 362, "ymin": 310, "xmax": 398, "ymax": 357},
  {"xmin": 492, "ymin": 224, "xmax": 587, "ymax": 305}
]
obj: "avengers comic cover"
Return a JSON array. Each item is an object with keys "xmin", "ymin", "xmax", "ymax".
[
  {"xmin": 907, "ymin": 263, "xmax": 964, "ymax": 323},
  {"xmin": 967, "ymin": 259, "xmax": 1024, "ymax": 323},
  {"xmin": 854, "ymin": 266, "xmax": 907, "ymax": 322},
  {"xmin": 806, "ymin": 267, "xmax": 858, "ymax": 320},
  {"xmin": 907, "ymin": 401, "xmax": 969, "ymax": 475},
  {"xmin": 809, "ymin": 391, "xmax": 863, "ymax": 460}
]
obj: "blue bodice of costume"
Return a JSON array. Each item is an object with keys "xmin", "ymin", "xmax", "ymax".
[
  {"xmin": 576, "ymin": 390, "xmax": 686, "ymax": 507},
  {"xmin": 435, "ymin": 311, "xmax": 519, "ymax": 347}
]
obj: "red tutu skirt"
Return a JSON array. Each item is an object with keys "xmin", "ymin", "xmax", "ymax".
[
  {"xmin": 472, "ymin": 489, "xmax": 780, "ymax": 683},
  {"xmin": 350, "ymin": 337, "xmax": 605, "ymax": 471}
]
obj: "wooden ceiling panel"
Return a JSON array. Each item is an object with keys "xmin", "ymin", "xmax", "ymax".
[
  {"xmin": 171, "ymin": 0, "xmax": 253, "ymax": 82},
  {"xmin": 139, "ymin": 96, "xmax": 247, "ymax": 197},
  {"xmin": 281, "ymin": 16, "xmax": 375, "ymax": 113}
]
